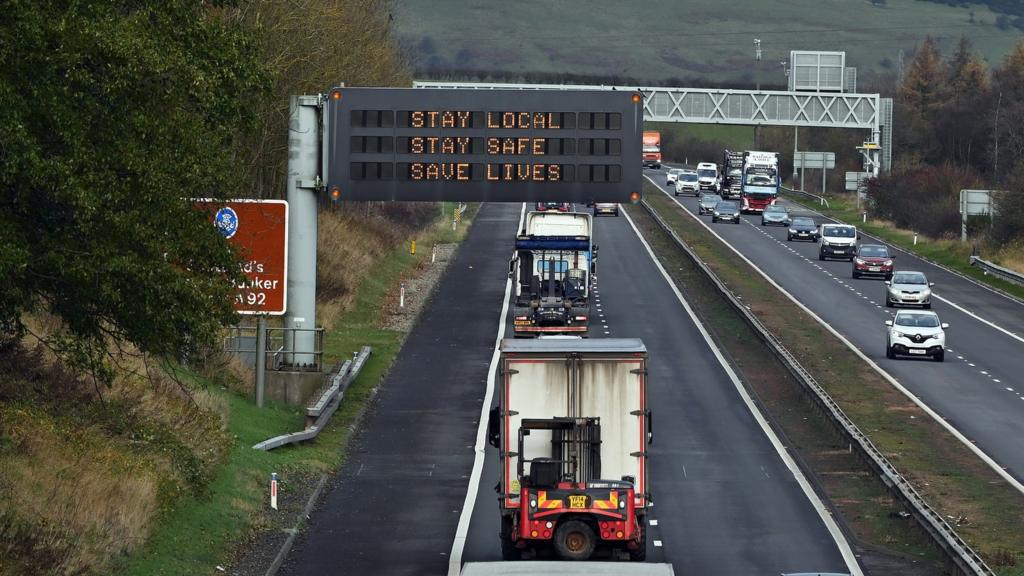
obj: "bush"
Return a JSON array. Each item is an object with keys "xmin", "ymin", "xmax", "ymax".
[
  {"xmin": 994, "ymin": 161, "xmax": 1024, "ymax": 242},
  {"xmin": 867, "ymin": 164, "xmax": 981, "ymax": 237}
]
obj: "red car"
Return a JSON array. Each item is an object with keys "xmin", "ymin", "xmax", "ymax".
[
  {"xmin": 536, "ymin": 202, "xmax": 571, "ymax": 212},
  {"xmin": 852, "ymin": 244, "xmax": 894, "ymax": 280}
]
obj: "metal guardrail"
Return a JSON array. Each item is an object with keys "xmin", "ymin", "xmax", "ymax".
[
  {"xmin": 970, "ymin": 255, "xmax": 1024, "ymax": 287},
  {"xmin": 781, "ymin": 185, "xmax": 830, "ymax": 209},
  {"xmin": 640, "ymin": 200, "xmax": 994, "ymax": 576},
  {"xmin": 252, "ymin": 346, "xmax": 372, "ymax": 451}
]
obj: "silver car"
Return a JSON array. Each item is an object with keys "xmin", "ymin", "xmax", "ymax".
[
  {"xmin": 593, "ymin": 202, "xmax": 619, "ymax": 216},
  {"xmin": 885, "ymin": 271, "xmax": 934, "ymax": 308},
  {"xmin": 760, "ymin": 205, "xmax": 791, "ymax": 226},
  {"xmin": 697, "ymin": 193, "xmax": 722, "ymax": 214},
  {"xmin": 666, "ymin": 168, "xmax": 684, "ymax": 186}
]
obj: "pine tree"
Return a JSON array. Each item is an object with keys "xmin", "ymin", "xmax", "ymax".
[
  {"xmin": 942, "ymin": 37, "xmax": 990, "ymax": 167},
  {"xmin": 897, "ymin": 37, "xmax": 949, "ymax": 162},
  {"xmin": 992, "ymin": 40, "xmax": 1024, "ymax": 179}
]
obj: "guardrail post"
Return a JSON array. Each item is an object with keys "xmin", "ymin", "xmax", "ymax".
[{"xmin": 255, "ymin": 316, "xmax": 267, "ymax": 408}]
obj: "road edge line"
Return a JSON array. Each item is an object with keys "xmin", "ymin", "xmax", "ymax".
[
  {"xmin": 447, "ymin": 203, "xmax": 525, "ymax": 576},
  {"xmin": 649, "ymin": 174, "xmax": 1024, "ymax": 495},
  {"xmin": 621, "ymin": 206, "xmax": 864, "ymax": 576}
]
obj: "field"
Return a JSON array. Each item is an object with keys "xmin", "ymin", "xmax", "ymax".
[{"xmin": 396, "ymin": 0, "xmax": 1021, "ymax": 86}]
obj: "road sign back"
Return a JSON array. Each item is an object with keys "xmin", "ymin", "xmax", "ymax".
[{"xmin": 198, "ymin": 200, "xmax": 289, "ymax": 315}]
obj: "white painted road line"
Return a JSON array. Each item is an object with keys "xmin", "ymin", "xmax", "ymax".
[
  {"xmin": 447, "ymin": 203, "xmax": 526, "ymax": 576},
  {"xmin": 623, "ymin": 203, "xmax": 864, "ymax": 576}
]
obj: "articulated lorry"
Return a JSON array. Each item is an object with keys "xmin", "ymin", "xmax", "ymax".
[
  {"xmin": 488, "ymin": 338, "xmax": 652, "ymax": 561},
  {"xmin": 721, "ymin": 150, "xmax": 744, "ymax": 199},
  {"xmin": 642, "ymin": 131, "xmax": 661, "ymax": 169},
  {"xmin": 511, "ymin": 211, "xmax": 594, "ymax": 337},
  {"xmin": 741, "ymin": 151, "xmax": 780, "ymax": 213}
]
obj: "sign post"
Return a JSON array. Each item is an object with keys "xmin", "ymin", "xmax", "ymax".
[{"xmin": 960, "ymin": 189, "xmax": 995, "ymax": 242}]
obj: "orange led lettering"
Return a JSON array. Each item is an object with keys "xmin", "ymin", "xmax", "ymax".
[
  {"xmin": 518, "ymin": 112, "xmax": 529, "ymax": 128},
  {"xmin": 532, "ymin": 112, "xmax": 546, "ymax": 129},
  {"xmin": 487, "ymin": 138, "xmax": 500, "ymax": 155},
  {"xmin": 458, "ymin": 111, "xmax": 472, "ymax": 128},
  {"xmin": 532, "ymin": 164, "xmax": 544, "ymax": 181},
  {"xmin": 426, "ymin": 111, "xmax": 439, "ymax": 127},
  {"xmin": 426, "ymin": 163, "xmax": 439, "ymax": 179},
  {"xmin": 487, "ymin": 112, "xmax": 499, "ymax": 128},
  {"xmin": 548, "ymin": 113, "xmax": 560, "ymax": 129},
  {"xmin": 458, "ymin": 137, "xmax": 471, "ymax": 154},
  {"xmin": 411, "ymin": 137, "xmax": 424, "ymax": 154},
  {"xmin": 502, "ymin": 138, "xmax": 516, "ymax": 155},
  {"xmin": 549, "ymin": 164, "xmax": 561, "ymax": 181},
  {"xmin": 517, "ymin": 138, "xmax": 529, "ymax": 154},
  {"xmin": 502, "ymin": 112, "xmax": 515, "ymax": 128},
  {"xmin": 441, "ymin": 137, "xmax": 455, "ymax": 154},
  {"xmin": 517, "ymin": 164, "xmax": 530, "ymax": 181},
  {"xmin": 487, "ymin": 164, "xmax": 499, "ymax": 180},
  {"xmin": 411, "ymin": 163, "xmax": 424, "ymax": 179},
  {"xmin": 442, "ymin": 111, "xmax": 456, "ymax": 128},
  {"xmin": 441, "ymin": 163, "xmax": 454, "ymax": 180},
  {"xmin": 411, "ymin": 111, "xmax": 424, "ymax": 128},
  {"xmin": 533, "ymin": 139, "xmax": 546, "ymax": 155},
  {"xmin": 457, "ymin": 163, "xmax": 470, "ymax": 180},
  {"xmin": 503, "ymin": 164, "xmax": 513, "ymax": 180}
]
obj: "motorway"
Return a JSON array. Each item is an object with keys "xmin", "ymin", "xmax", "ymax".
[
  {"xmin": 647, "ymin": 165, "xmax": 1024, "ymax": 485},
  {"xmin": 282, "ymin": 201, "xmax": 856, "ymax": 575}
]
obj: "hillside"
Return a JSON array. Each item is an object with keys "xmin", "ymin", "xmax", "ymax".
[{"xmin": 396, "ymin": 0, "xmax": 1022, "ymax": 88}]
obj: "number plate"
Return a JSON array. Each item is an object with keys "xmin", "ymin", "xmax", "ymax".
[
  {"xmin": 909, "ymin": 349, "xmax": 927, "ymax": 355},
  {"xmin": 568, "ymin": 495, "xmax": 588, "ymax": 509},
  {"xmin": 869, "ymin": 267, "xmax": 880, "ymax": 272}
]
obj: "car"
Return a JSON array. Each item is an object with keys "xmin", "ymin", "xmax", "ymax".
[
  {"xmin": 696, "ymin": 162, "xmax": 720, "ymax": 193},
  {"xmin": 885, "ymin": 271, "xmax": 935, "ymax": 308},
  {"xmin": 666, "ymin": 168, "xmax": 684, "ymax": 186},
  {"xmin": 674, "ymin": 171, "xmax": 700, "ymax": 196},
  {"xmin": 818, "ymin": 224, "xmax": 858, "ymax": 261},
  {"xmin": 885, "ymin": 310, "xmax": 948, "ymax": 362},
  {"xmin": 760, "ymin": 205, "xmax": 791, "ymax": 226},
  {"xmin": 593, "ymin": 202, "xmax": 619, "ymax": 216},
  {"xmin": 787, "ymin": 217, "xmax": 818, "ymax": 241},
  {"xmin": 536, "ymin": 202, "xmax": 571, "ymax": 212},
  {"xmin": 697, "ymin": 193, "xmax": 722, "ymax": 215},
  {"xmin": 711, "ymin": 200, "xmax": 741, "ymax": 224},
  {"xmin": 852, "ymin": 244, "xmax": 894, "ymax": 280}
]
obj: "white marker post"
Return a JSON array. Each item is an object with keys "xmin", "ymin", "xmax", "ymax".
[
  {"xmin": 400, "ymin": 283, "xmax": 406, "ymax": 308},
  {"xmin": 270, "ymin": 472, "xmax": 278, "ymax": 510}
]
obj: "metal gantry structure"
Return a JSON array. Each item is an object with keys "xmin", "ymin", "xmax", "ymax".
[{"xmin": 414, "ymin": 81, "xmax": 892, "ymax": 174}]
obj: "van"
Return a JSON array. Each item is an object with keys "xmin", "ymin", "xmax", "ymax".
[{"xmin": 818, "ymin": 223, "xmax": 859, "ymax": 261}]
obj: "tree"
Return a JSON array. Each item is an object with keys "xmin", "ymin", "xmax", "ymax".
[
  {"xmin": 939, "ymin": 37, "xmax": 990, "ymax": 167},
  {"xmin": 992, "ymin": 40, "xmax": 1024, "ymax": 180},
  {"xmin": 897, "ymin": 37, "xmax": 949, "ymax": 162},
  {"xmin": 0, "ymin": 2, "xmax": 267, "ymax": 383}
]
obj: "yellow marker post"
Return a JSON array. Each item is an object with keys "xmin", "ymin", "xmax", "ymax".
[{"xmin": 410, "ymin": 240, "xmax": 416, "ymax": 255}]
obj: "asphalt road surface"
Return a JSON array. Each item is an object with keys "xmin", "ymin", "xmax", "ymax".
[
  {"xmin": 282, "ymin": 201, "xmax": 854, "ymax": 575},
  {"xmin": 650, "ymin": 164, "xmax": 1024, "ymax": 484}
]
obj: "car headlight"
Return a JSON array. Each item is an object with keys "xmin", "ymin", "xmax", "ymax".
[
  {"xmin": 788, "ymin": 228, "xmax": 796, "ymax": 234},
  {"xmin": 854, "ymin": 258, "xmax": 865, "ymax": 265},
  {"xmin": 883, "ymin": 260, "xmax": 893, "ymax": 266},
  {"xmin": 895, "ymin": 331, "xmax": 909, "ymax": 338}
]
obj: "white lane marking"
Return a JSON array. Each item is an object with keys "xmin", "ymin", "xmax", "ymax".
[
  {"xmin": 622, "ymin": 204, "xmax": 865, "ymax": 576},
  {"xmin": 931, "ymin": 293, "xmax": 1024, "ymax": 345},
  {"xmin": 654, "ymin": 540, "xmax": 664, "ymax": 547},
  {"xmin": 649, "ymin": 519, "xmax": 659, "ymax": 526},
  {"xmin": 995, "ymin": 379, "xmax": 1002, "ymax": 383},
  {"xmin": 648, "ymin": 175, "xmax": 1024, "ymax": 496},
  {"xmin": 447, "ymin": 203, "xmax": 526, "ymax": 576}
]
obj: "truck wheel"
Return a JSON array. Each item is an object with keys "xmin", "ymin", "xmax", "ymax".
[
  {"xmin": 629, "ymin": 521, "xmax": 647, "ymax": 561},
  {"xmin": 500, "ymin": 516, "xmax": 520, "ymax": 560},
  {"xmin": 553, "ymin": 520, "xmax": 596, "ymax": 561}
]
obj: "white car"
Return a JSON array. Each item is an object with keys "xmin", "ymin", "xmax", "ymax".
[
  {"xmin": 674, "ymin": 170, "xmax": 700, "ymax": 196},
  {"xmin": 885, "ymin": 310, "xmax": 948, "ymax": 362},
  {"xmin": 666, "ymin": 168, "xmax": 684, "ymax": 186}
]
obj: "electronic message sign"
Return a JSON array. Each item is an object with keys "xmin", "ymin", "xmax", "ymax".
[{"xmin": 324, "ymin": 88, "xmax": 643, "ymax": 203}]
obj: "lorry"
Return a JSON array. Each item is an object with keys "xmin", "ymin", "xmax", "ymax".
[
  {"xmin": 511, "ymin": 211, "xmax": 594, "ymax": 337},
  {"xmin": 721, "ymin": 150, "xmax": 745, "ymax": 199},
  {"xmin": 642, "ymin": 131, "xmax": 662, "ymax": 169},
  {"xmin": 488, "ymin": 338, "xmax": 652, "ymax": 561},
  {"xmin": 740, "ymin": 151, "xmax": 780, "ymax": 213}
]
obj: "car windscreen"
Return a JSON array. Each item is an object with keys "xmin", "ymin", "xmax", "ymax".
[
  {"xmin": 716, "ymin": 202, "xmax": 738, "ymax": 211},
  {"xmin": 643, "ymin": 145, "xmax": 659, "ymax": 153},
  {"xmin": 823, "ymin": 226, "xmax": 855, "ymax": 238},
  {"xmin": 893, "ymin": 273, "xmax": 927, "ymax": 285},
  {"xmin": 859, "ymin": 245, "xmax": 889, "ymax": 257},
  {"xmin": 745, "ymin": 174, "xmax": 776, "ymax": 185},
  {"xmin": 791, "ymin": 218, "xmax": 814, "ymax": 227},
  {"xmin": 669, "ymin": 169, "xmax": 683, "ymax": 175},
  {"xmin": 681, "ymin": 174, "xmax": 699, "ymax": 181},
  {"xmin": 895, "ymin": 313, "xmax": 940, "ymax": 328},
  {"xmin": 702, "ymin": 195, "xmax": 721, "ymax": 204},
  {"xmin": 764, "ymin": 206, "xmax": 786, "ymax": 214},
  {"xmin": 698, "ymin": 169, "xmax": 716, "ymax": 178}
]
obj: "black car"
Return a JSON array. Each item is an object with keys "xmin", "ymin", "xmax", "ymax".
[
  {"xmin": 787, "ymin": 217, "xmax": 818, "ymax": 241},
  {"xmin": 711, "ymin": 200, "xmax": 740, "ymax": 224}
]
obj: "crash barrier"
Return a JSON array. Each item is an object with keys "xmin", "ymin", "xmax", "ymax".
[{"xmin": 970, "ymin": 255, "xmax": 1024, "ymax": 288}]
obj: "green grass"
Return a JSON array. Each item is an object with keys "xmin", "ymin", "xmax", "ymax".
[
  {"xmin": 115, "ymin": 208, "xmax": 475, "ymax": 575},
  {"xmin": 398, "ymin": 0, "xmax": 1021, "ymax": 84},
  {"xmin": 639, "ymin": 185, "xmax": 1024, "ymax": 573},
  {"xmin": 782, "ymin": 190, "xmax": 1024, "ymax": 301}
]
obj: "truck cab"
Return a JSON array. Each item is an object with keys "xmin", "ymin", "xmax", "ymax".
[
  {"xmin": 488, "ymin": 338, "xmax": 652, "ymax": 561},
  {"xmin": 642, "ymin": 131, "xmax": 662, "ymax": 169},
  {"xmin": 511, "ymin": 211, "xmax": 594, "ymax": 337},
  {"xmin": 741, "ymin": 151, "xmax": 780, "ymax": 213}
]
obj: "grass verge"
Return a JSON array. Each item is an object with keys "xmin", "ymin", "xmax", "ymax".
[
  {"xmin": 114, "ymin": 208, "xmax": 476, "ymax": 575},
  {"xmin": 782, "ymin": 190, "xmax": 1024, "ymax": 302},
  {"xmin": 636, "ymin": 186, "xmax": 1024, "ymax": 574}
]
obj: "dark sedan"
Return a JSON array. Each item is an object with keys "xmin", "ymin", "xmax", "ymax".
[
  {"xmin": 852, "ymin": 244, "xmax": 894, "ymax": 280},
  {"xmin": 786, "ymin": 217, "xmax": 818, "ymax": 241},
  {"xmin": 711, "ymin": 200, "xmax": 741, "ymax": 224}
]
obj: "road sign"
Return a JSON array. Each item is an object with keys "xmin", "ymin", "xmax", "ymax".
[
  {"xmin": 324, "ymin": 87, "xmax": 643, "ymax": 203},
  {"xmin": 960, "ymin": 189, "xmax": 994, "ymax": 216},
  {"xmin": 845, "ymin": 171, "xmax": 871, "ymax": 191},
  {"xmin": 793, "ymin": 151, "xmax": 835, "ymax": 169},
  {"xmin": 197, "ymin": 199, "xmax": 288, "ymax": 315}
]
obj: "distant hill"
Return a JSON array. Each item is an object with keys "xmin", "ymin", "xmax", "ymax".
[{"xmin": 394, "ymin": 0, "xmax": 1023, "ymax": 89}]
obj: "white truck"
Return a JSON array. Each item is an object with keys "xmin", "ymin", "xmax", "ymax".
[
  {"xmin": 510, "ymin": 212, "xmax": 594, "ymax": 337},
  {"xmin": 740, "ymin": 151, "xmax": 780, "ymax": 213},
  {"xmin": 487, "ymin": 338, "xmax": 652, "ymax": 561}
]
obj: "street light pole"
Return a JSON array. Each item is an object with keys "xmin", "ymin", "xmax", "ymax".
[{"xmin": 753, "ymin": 39, "xmax": 762, "ymax": 148}]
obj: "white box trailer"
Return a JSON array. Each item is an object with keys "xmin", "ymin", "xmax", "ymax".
[{"xmin": 487, "ymin": 338, "xmax": 651, "ymax": 561}]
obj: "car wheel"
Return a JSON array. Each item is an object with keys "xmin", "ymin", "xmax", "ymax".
[
  {"xmin": 934, "ymin": 350, "xmax": 944, "ymax": 362},
  {"xmin": 734, "ymin": 219, "xmax": 740, "ymax": 224},
  {"xmin": 712, "ymin": 217, "xmax": 718, "ymax": 223},
  {"xmin": 760, "ymin": 220, "xmax": 765, "ymax": 226},
  {"xmin": 787, "ymin": 235, "xmax": 792, "ymax": 241},
  {"xmin": 818, "ymin": 252, "xmax": 825, "ymax": 261},
  {"xmin": 885, "ymin": 298, "xmax": 893, "ymax": 308},
  {"xmin": 886, "ymin": 344, "xmax": 895, "ymax": 359},
  {"xmin": 885, "ymin": 274, "xmax": 893, "ymax": 281},
  {"xmin": 923, "ymin": 302, "xmax": 931, "ymax": 309},
  {"xmin": 852, "ymin": 270, "xmax": 859, "ymax": 279}
]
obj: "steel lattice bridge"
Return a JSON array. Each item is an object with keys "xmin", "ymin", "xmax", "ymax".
[{"xmin": 415, "ymin": 81, "xmax": 892, "ymax": 173}]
